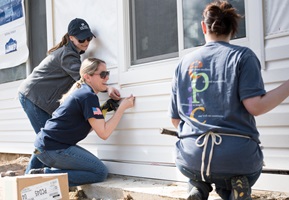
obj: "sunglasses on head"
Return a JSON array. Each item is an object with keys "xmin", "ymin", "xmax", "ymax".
[
  {"xmin": 78, "ymin": 36, "xmax": 93, "ymax": 43},
  {"xmin": 94, "ymin": 71, "xmax": 110, "ymax": 79}
]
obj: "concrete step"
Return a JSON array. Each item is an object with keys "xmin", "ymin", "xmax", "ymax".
[
  {"xmin": 79, "ymin": 175, "xmax": 221, "ymax": 200},
  {"xmin": 76, "ymin": 175, "xmax": 289, "ymax": 200}
]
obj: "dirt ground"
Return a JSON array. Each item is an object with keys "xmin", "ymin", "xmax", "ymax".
[
  {"xmin": 0, "ymin": 153, "xmax": 289, "ymax": 200},
  {"xmin": 0, "ymin": 153, "xmax": 29, "ymax": 176},
  {"xmin": 0, "ymin": 153, "xmax": 85, "ymax": 200}
]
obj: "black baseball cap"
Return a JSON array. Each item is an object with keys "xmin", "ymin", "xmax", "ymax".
[{"xmin": 68, "ymin": 18, "xmax": 95, "ymax": 40}]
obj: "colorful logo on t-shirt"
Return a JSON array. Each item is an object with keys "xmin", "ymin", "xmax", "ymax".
[
  {"xmin": 92, "ymin": 107, "xmax": 102, "ymax": 115},
  {"xmin": 187, "ymin": 60, "xmax": 209, "ymax": 123}
]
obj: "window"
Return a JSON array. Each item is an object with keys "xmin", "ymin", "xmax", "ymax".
[
  {"xmin": 128, "ymin": 0, "xmax": 245, "ymax": 66},
  {"xmin": 264, "ymin": 0, "xmax": 289, "ymax": 36},
  {"xmin": 183, "ymin": 0, "xmax": 246, "ymax": 49},
  {"xmin": 129, "ymin": 0, "xmax": 178, "ymax": 65}
]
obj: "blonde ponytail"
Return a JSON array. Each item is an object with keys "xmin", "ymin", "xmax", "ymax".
[
  {"xmin": 59, "ymin": 57, "xmax": 106, "ymax": 104},
  {"xmin": 59, "ymin": 79, "xmax": 84, "ymax": 104}
]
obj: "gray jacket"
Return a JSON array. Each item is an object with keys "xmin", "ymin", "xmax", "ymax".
[{"xmin": 18, "ymin": 41, "xmax": 82, "ymax": 115}]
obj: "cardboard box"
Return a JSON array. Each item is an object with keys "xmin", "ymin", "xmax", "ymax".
[{"xmin": 0, "ymin": 173, "xmax": 69, "ymax": 200}]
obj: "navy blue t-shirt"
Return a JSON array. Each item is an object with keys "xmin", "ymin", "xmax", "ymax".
[
  {"xmin": 35, "ymin": 84, "xmax": 104, "ymax": 150},
  {"xmin": 170, "ymin": 42, "xmax": 265, "ymax": 174}
]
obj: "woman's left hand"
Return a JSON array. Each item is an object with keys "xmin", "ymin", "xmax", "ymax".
[{"xmin": 107, "ymin": 86, "xmax": 121, "ymax": 100}]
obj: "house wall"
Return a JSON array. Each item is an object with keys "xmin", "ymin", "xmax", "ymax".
[{"xmin": 0, "ymin": 0, "xmax": 288, "ymax": 192}]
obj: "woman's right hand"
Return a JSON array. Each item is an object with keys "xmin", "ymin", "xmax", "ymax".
[
  {"xmin": 89, "ymin": 95, "xmax": 135, "ymax": 140},
  {"xmin": 119, "ymin": 95, "xmax": 135, "ymax": 110}
]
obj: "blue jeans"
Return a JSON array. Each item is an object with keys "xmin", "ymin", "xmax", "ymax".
[
  {"xmin": 35, "ymin": 145, "xmax": 108, "ymax": 187},
  {"xmin": 176, "ymin": 163, "xmax": 262, "ymax": 200},
  {"xmin": 18, "ymin": 93, "xmax": 52, "ymax": 173}
]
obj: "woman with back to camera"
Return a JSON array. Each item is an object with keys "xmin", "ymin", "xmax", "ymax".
[
  {"xmin": 169, "ymin": 1, "xmax": 289, "ymax": 200},
  {"xmin": 28, "ymin": 57, "xmax": 135, "ymax": 186},
  {"xmin": 18, "ymin": 18, "xmax": 120, "ymax": 174}
]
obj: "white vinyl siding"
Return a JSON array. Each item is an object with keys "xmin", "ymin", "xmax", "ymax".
[{"xmin": 0, "ymin": 0, "xmax": 289, "ymax": 192}]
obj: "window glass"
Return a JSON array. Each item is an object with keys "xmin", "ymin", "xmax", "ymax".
[
  {"xmin": 130, "ymin": 0, "xmax": 178, "ymax": 65},
  {"xmin": 264, "ymin": 0, "xmax": 289, "ymax": 36},
  {"xmin": 183, "ymin": 0, "xmax": 245, "ymax": 49},
  {"xmin": 0, "ymin": 64, "xmax": 26, "ymax": 84}
]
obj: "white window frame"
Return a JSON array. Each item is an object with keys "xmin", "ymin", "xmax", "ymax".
[
  {"xmin": 117, "ymin": 0, "xmax": 265, "ymax": 87},
  {"xmin": 45, "ymin": 0, "xmax": 54, "ymax": 52},
  {"xmin": 244, "ymin": 0, "xmax": 265, "ymax": 69},
  {"xmin": 263, "ymin": 0, "xmax": 289, "ymax": 63}
]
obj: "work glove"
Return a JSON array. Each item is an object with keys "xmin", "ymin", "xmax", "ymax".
[{"xmin": 100, "ymin": 99, "xmax": 119, "ymax": 117}]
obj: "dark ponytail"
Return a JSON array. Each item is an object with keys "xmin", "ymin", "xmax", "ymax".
[
  {"xmin": 203, "ymin": 0, "xmax": 242, "ymax": 37},
  {"xmin": 47, "ymin": 33, "xmax": 70, "ymax": 54}
]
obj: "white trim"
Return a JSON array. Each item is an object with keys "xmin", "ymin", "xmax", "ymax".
[
  {"xmin": 117, "ymin": 0, "xmax": 130, "ymax": 75},
  {"xmin": 24, "ymin": 0, "xmax": 31, "ymax": 75},
  {"xmin": 46, "ymin": 0, "xmax": 54, "ymax": 50},
  {"xmin": 177, "ymin": 0, "xmax": 184, "ymax": 52},
  {"xmin": 245, "ymin": 0, "xmax": 265, "ymax": 69},
  {"xmin": 119, "ymin": 58, "xmax": 179, "ymax": 87},
  {"xmin": 265, "ymin": 32, "xmax": 289, "ymax": 40}
]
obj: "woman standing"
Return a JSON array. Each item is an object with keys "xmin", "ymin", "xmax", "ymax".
[
  {"xmin": 18, "ymin": 18, "xmax": 120, "ymax": 173},
  {"xmin": 169, "ymin": 1, "xmax": 289, "ymax": 200},
  {"xmin": 28, "ymin": 58, "xmax": 135, "ymax": 186}
]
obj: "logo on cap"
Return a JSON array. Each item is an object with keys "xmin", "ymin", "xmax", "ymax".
[
  {"xmin": 80, "ymin": 23, "xmax": 89, "ymax": 30},
  {"xmin": 68, "ymin": 18, "xmax": 95, "ymax": 40}
]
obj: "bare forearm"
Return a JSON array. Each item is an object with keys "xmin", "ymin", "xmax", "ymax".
[
  {"xmin": 102, "ymin": 107, "xmax": 126, "ymax": 139},
  {"xmin": 89, "ymin": 95, "xmax": 135, "ymax": 139},
  {"xmin": 88, "ymin": 106, "xmax": 126, "ymax": 140},
  {"xmin": 243, "ymin": 80, "xmax": 289, "ymax": 116}
]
